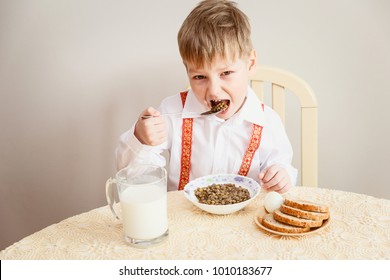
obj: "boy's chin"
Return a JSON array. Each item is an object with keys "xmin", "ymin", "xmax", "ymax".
[{"xmin": 216, "ymin": 108, "xmax": 233, "ymax": 120}]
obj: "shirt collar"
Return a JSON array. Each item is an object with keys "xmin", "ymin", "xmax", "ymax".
[
  {"xmin": 234, "ymin": 86, "xmax": 266, "ymax": 126},
  {"xmin": 181, "ymin": 89, "xmax": 207, "ymax": 118}
]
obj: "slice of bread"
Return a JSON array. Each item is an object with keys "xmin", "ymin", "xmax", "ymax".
[
  {"xmin": 273, "ymin": 209, "xmax": 324, "ymax": 228},
  {"xmin": 279, "ymin": 204, "xmax": 330, "ymax": 221},
  {"xmin": 259, "ymin": 197, "xmax": 330, "ymax": 234},
  {"xmin": 284, "ymin": 198, "xmax": 329, "ymax": 213},
  {"xmin": 261, "ymin": 213, "xmax": 311, "ymax": 233}
]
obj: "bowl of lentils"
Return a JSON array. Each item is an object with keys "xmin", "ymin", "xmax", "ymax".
[{"xmin": 183, "ymin": 174, "xmax": 261, "ymax": 215}]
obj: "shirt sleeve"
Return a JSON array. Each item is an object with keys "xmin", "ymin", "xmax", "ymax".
[
  {"xmin": 261, "ymin": 106, "xmax": 298, "ymax": 185},
  {"xmin": 115, "ymin": 124, "xmax": 167, "ymax": 171},
  {"xmin": 115, "ymin": 93, "xmax": 180, "ymax": 173}
]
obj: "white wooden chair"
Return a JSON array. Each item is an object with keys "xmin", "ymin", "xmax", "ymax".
[{"xmin": 250, "ymin": 66, "xmax": 318, "ymax": 187}]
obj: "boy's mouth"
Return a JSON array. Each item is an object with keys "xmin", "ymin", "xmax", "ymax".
[{"xmin": 210, "ymin": 99, "xmax": 230, "ymax": 113}]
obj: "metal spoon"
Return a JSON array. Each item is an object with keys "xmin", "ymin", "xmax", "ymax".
[
  {"xmin": 141, "ymin": 109, "xmax": 221, "ymax": 119},
  {"xmin": 141, "ymin": 101, "xmax": 229, "ymax": 119}
]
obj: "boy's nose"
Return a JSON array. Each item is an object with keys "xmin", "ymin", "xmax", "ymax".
[{"xmin": 207, "ymin": 79, "xmax": 221, "ymax": 96}]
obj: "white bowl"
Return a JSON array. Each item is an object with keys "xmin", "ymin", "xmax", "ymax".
[{"xmin": 183, "ymin": 174, "xmax": 261, "ymax": 215}]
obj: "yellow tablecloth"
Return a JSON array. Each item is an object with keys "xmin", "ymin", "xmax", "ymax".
[{"xmin": 1, "ymin": 187, "xmax": 390, "ymax": 259}]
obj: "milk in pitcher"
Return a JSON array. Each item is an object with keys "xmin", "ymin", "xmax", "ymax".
[{"xmin": 120, "ymin": 182, "xmax": 168, "ymax": 240}]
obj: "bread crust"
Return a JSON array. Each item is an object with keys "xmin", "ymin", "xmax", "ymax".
[
  {"xmin": 273, "ymin": 209, "xmax": 324, "ymax": 228},
  {"xmin": 284, "ymin": 198, "xmax": 329, "ymax": 213},
  {"xmin": 280, "ymin": 204, "xmax": 330, "ymax": 220},
  {"xmin": 261, "ymin": 213, "xmax": 311, "ymax": 233}
]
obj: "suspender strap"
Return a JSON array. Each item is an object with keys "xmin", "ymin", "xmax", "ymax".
[
  {"xmin": 238, "ymin": 124, "xmax": 263, "ymax": 176},
  {"xmin": 178, "ymin": 91, "xmax": 193, "ymax": 190},
  {"xmin": 238, "ymin": 104, "xmax": 265, "ymax": 176},
  {"xmin": 180, "ymin": 91, "xmax": 188, "ymax": 107}
]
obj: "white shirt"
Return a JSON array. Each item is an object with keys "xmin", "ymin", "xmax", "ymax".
[{"xmin": 116, "ymin": 87, "xmax": 297, "ymax": 191}]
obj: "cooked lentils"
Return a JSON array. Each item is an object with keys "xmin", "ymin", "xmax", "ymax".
[
  {"xmin": 211, "ymin": 102, "xmax": 228, "ymax": 113},
  {"xmin": 194, "ymin": 183, "xmax": 250, "ymax": 205}
]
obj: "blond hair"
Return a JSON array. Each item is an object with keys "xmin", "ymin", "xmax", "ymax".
[{"xmin": 178, "ymin": 0, "xmax": 253, "ymax": 68}]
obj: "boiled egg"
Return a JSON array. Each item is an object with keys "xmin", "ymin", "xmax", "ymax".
[{"xmin": 264, "ymin": 191, "xmax": 284, "ymax": 213}]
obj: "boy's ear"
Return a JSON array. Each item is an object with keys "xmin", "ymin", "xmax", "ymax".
[{"xmin": 248, "ymin": 49, "xmax": 257, "ymax": 75}]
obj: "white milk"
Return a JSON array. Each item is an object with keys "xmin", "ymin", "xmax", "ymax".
[{"xmin": 120, "ymin": 183, "xmax": 168, "ymax": 240}]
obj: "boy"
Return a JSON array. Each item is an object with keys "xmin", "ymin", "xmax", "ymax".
[{"xmin": 116, "ymin": 0, "xmax": 297, "ymax": 193}]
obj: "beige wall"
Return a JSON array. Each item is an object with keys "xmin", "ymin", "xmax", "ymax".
[{"xmin": 1, "ymin": 0, "xmax": 389, "ymax": 250}]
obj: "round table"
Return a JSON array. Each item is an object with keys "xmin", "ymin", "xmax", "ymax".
[{"xmin": 1, "ymin": 187, "xmax": 390, "ymax": 259}]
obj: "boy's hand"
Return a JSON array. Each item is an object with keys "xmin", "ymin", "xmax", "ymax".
[
  {"xmin": 134, "ymin": 107, "xmax": 167, "ymax": 146},
  {"xmin": 258, "ymin": 165, "xmax": 292, "ymax": 193}
]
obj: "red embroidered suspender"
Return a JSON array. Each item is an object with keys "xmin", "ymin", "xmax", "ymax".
[
  {"xmin": 238, "ymin": 124, "xmax": 263, "ymax": 176},
  {"xmin": 238, "ymin": 103, "xmax": 264, "ymax": 176},
  {"xmin": 178, "ymin": 93, "xmax": 264, "ymax": 190},
  {"xmin": 178, "ymin": 91, "xmax": 193, "ymax": 190}
]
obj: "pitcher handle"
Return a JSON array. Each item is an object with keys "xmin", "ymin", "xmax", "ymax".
[{"xmin": 105, "ymin": 178, "xmax": 120, "ymax": 220}]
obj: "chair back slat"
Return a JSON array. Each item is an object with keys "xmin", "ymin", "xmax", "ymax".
[
  {"xmin": 271, "ymin": 83, "xmax": 286, "ymax": 124},
  {"xmin": 251, "ymin": 80, "xmax": 264, "ymax": 101}
]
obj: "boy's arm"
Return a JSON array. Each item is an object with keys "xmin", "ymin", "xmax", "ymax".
[
  {"xmin": 259, "ymin": 106, "xmax": 298, "ymax": 192},
  {"xmin": 116, "ymin": 108, "xmax": 168, "ymax": 171},
  {"xmin": 115, "ymin": 126, "xmax": 167, "ymax": 171},
  {"xmin": 116, "ymin": 94, "xmax": 180, "ymax": 172}
]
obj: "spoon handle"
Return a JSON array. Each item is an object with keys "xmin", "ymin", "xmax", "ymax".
[
  {"xmin": 141, "ymin": 112, "xmax": 198, "ymax": 119},
  {"xmin": 141, "ymin": 110, "xmax": 219, "ymax": 119}
]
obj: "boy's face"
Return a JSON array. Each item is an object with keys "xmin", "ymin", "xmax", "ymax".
[{"xmin": 185, "ymin": 50, "xmax": 257, "ymax": 120}]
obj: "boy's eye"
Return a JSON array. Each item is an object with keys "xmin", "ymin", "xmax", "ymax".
[
  {"xmin": 193, "ymin": 75, "xmax": 206, "ymax": 80},
  {"xmin": 221, "ymin": 71, "xmax": 233, "ymax": 76}
]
